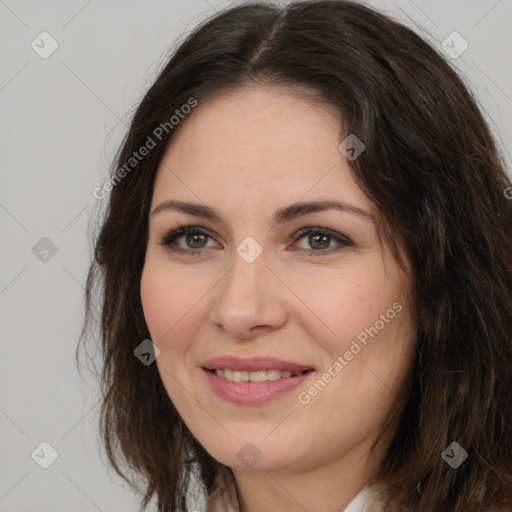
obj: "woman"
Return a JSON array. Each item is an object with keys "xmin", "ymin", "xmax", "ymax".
[{"xmin": 79, "ymin": 1, "xmax": 512, "ymax": 510}]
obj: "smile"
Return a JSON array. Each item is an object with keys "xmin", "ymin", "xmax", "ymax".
[
  {"xmin": 202, "ymin": 367, "xmax": 315, "ymax": 405},
  {"xmin": 212, "ymin": 368, "xmax": 308, "ymax": 382}
]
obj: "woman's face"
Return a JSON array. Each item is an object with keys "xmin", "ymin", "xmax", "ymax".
[{"xmin": 140, "ymin": 85, "xmax": 417, "ymax": 474}]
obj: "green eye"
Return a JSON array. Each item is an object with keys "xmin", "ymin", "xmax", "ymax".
[
  {"xmin": 159, "ymin": 225, "xmax": 352, "ymax": 257},
  {"xmin": 160, "ymin": 226, "xmax": 215, "ymax": 256},
  {"xmin": 293, "ymin": 227, "xmax": 352, "ymax": 256}
]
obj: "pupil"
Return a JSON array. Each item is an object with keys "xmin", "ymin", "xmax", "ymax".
[
  {"xmin": 311, "ymin": 234, "xmax": 329, "ymax": 249},
  {"xmin": 188, "ymin": 234, "xmax": 206, "ymax": 248}
]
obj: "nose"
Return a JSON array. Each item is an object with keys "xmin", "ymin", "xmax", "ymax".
[{"xmin": 208, "ymin": 246, "xmax": 288, "ymax": 340}]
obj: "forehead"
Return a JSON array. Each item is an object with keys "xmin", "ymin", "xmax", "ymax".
[{"xmin": 151, "ymin": 85, "xmax": 373, "ymax": 217}]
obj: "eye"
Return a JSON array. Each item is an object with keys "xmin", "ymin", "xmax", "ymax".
[
  {"xmin": 159, "ymin": 226, "xmax": 217, "ymax": 256},
  {"xmin": 159, "ymin": 225, "xmax": 352, "ymax": 257},
  {"xmin": 293, "ymin": 227, "xmax": 352, "ymax": 256}
]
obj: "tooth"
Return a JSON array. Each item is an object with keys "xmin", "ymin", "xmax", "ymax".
[
  {"xmin": 214, "ymin": 368, "xmax": 307, "ymax": 382},
  {"xmin": 266, "ymin": 369, "xmax": 281, "ymax": 381},
  {"xmin": 233, "ymin": 370, "xmax": 249, "ymax": 382},
  {"xmin": 249, "ymin": 370, "xmax": 268, "ymax": 382}
]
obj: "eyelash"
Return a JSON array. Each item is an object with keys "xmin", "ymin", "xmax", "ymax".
[{"xmin": 158, "ymin": 225, "xmax": 353, "ymax": 257}]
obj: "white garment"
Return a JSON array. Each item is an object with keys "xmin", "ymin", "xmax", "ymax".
[
  {"xmin": 343, "ymin": 486, "xmax": 375, "ymax": 512},
  {"xmin": 186, "ymin": 473, "xmax": 377, "ymax": 512}
]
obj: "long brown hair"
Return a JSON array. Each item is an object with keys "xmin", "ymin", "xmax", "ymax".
[{"xmin": 78, "ymin": 1, "xmax": 512, "ymax": 510}]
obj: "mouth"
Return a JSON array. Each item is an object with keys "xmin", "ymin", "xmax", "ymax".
[
  {"xmin": 200, "ymin": 356, "xmax": 316, "ymax": 405},
  {"xmin": 205, "ymin": 368, "xmax": 313, "ymax": 382},
  {"xmin": 201, "ymin": 355, "xmax": 315, "ymax": 374}
]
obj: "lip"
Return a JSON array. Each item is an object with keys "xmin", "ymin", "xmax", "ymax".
[
  {"xmin": 201, "ymin": 356, "xmax": 315, "ymax": 373},
  {"xmin": 202, "ymin": 367, "xmax": 315, "ymax": 405}
]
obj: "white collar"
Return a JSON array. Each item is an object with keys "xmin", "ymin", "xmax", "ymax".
[
  {"xmin": 187, "ymin": 477, "xmax": 378, "ymax": 512},
  {"xmin": 343, "ymin": 486, "xmax": 375, "ymax": 512}
]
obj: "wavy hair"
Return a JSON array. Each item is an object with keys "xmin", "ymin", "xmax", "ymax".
[{"xmin": 79, "ymin": 1, "xmax": 512, "ymax": 510}]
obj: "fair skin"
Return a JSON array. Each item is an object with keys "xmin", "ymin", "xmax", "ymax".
[{"xmin": 140, "ymin": 84, "xmax": 417, "ymax": 512}]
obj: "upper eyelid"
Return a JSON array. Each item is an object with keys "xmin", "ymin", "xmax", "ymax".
[{"xmin": 160, "ymin": 225, "xmax": 352, "ymax": 248}]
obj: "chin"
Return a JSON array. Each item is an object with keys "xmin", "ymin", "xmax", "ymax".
[{"xmin": 197, "ymin": 433, "xmax": 300, "ymax": 473}]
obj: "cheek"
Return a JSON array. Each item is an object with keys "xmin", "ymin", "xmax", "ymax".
[
  {"xmin": 140, "ymin": 261, "xmax": 203, "ymax": 354},
  {"xmin": 140, "ymin": 262, "xmax": 201, "ymax": 403},
  {"xmin": 297, "ymin": 264, "xmax": 402, "ymax": 353},
  {"xmin": 140, "ymin": 266, "xmax": 169, "ymax": 339}
]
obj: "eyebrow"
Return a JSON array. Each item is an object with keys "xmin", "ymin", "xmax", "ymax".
[{"xmin": 151, "ymin": 199, "xmax": 375, "ymax": 225}]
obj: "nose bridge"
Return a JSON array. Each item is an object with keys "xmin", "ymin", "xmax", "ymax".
[
  {"xmin": 221, "ymin": 239, "xmax": 267, "ymax": 308},
  {"xmin": 210, "ymin": 237, "xmax": 285, "ymax": 335}
]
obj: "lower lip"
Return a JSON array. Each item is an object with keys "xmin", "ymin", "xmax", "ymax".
[{"xmin": 202, "ymin": 368, "xmax": 314, "ymax": 405}]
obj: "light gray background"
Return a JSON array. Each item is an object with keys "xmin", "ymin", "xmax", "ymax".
[{"xmin": 1, "ymin": 1, "xmax": 511, "ymax": 510}]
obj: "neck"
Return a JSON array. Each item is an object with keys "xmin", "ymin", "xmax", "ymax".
[{"xmin": 232, "ymin": 438, "xmax": 386, "ymax": 512}]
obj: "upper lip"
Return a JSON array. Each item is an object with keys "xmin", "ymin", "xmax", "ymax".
[{"xmin": 201, "ymin": 356, "xmax": 315, "ymax": 373}]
